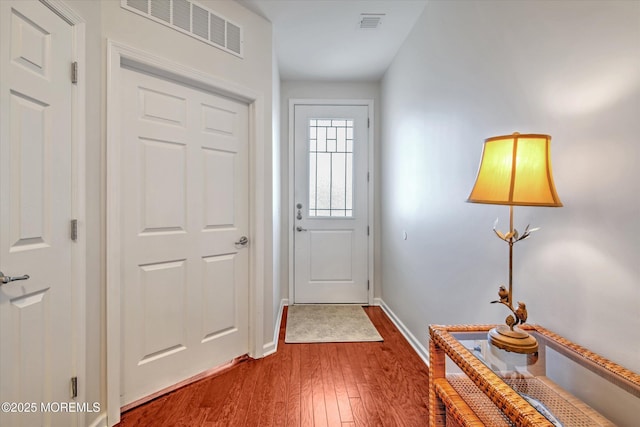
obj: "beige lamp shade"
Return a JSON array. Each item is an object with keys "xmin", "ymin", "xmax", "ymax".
[{"xmin": 467, "ymin": 133, "xmax": 562, "ymax": 207}]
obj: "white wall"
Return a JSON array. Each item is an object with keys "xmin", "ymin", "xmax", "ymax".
[
  {"xmin": 56, "ymin": 1, "xmax": 276, "ymax": 425},
  {"xmin": 380, "ymin": 0, "xmax": 639, "ymax": 373},
  {"xmin": 279, "ymin": 81, "xmax": 382, "ymax": 300}
]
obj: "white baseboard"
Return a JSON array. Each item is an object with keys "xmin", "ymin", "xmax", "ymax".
[
  {"xmin": 262, "ymin": 298, "xmax": 288, "ymax": 356},
  {"xmin": 88, "ymin": 412, "xmax": 107, "ymax": 427},
  {"xmin": 374, "ymin": 298, "xmax": 430, "ymax": 366}
]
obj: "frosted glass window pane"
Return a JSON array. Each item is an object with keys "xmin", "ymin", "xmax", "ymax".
[
  {"xmin": 337, "ymin": 127, "xmax": 346, "ymax": 152},
  {"xmin": 346, "ymin": 153, "xmax": 353, "ymax": 210},
  {"xmin": 317, "ymin": 127, "xmax": 327, "ymax": 152},
  {"xmin": 308, "ymin": 118, "xmax": 354, "ymax": 217},
  {"xmin": 331, "ymin": 153, "xmax": 346, "ymax": 209},
  {"xmin": 309, "ymin": 153, "xmax": 316, "ymax": 210},
  {"xmin": 315, "ymin": 153, "xmax": 331, "ymax": 213}
]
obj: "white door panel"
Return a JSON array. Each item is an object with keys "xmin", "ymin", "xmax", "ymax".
[
  {"xmin": 293, "ymin": 105, "xmax": 369, "ymax": 303},
  {"xmin": 1, "ymin": 1, "xmax": 75, "ymax": 426},
  {"xmin": 120, "ymin": 67, "xmax": 249, "ymax": 405},
  {"xmin": 309, "ymin": 230, "xmax": 354, "ymax": 280}
]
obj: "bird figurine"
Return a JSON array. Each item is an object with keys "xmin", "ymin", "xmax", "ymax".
[
  {"xmin": 498, "ymin": 285, "xmax": 509, "ymax": 302},
  {"xmin": 491, "ymin": 285, "xmax": 510, "ymax": 304},
  {"xmin": 489, "ymin": 286, "xmax": 530, "ymax": 332},
  {"xmin": 515, "ymin": 301, "xmax": 528, "ymax": 325}
]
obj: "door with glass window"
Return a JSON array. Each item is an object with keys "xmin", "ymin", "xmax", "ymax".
[{"xmin": 293, "ymin": 104, "xmax": 369, "ymax": 303}]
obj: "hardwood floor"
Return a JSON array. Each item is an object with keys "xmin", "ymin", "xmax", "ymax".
[{"xmin": 116, "ymin": 306, "xmax": 430, "ymax": 426}]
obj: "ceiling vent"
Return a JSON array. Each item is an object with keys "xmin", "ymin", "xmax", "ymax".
[
  {"xmin": 359, "ymin": 14, "xmax": 384, "ymax": 29},
  {"xmin": 122, "ymin": 0, "xmax": 243, "ymax": 57}
]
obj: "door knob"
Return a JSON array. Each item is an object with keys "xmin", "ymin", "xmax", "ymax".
[
  {"xmin": 0, "ymin": 271, "xmax": 30, "ymax": 285},
  {"xmin": 235, "ymin": 236, "xmax": 249, "ymax": 247},
  {"xmin": 296, "ymin": 226, "xmax": 308, "ymax": 232}
]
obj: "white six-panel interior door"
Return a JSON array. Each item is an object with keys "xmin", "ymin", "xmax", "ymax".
[
  {"xmin": 118, "ymin": 65, "xmax": 250, "ymax": 406},
  {"xmin": 0, "ymin": 1, "xmax": 79, "ymax": 426}
]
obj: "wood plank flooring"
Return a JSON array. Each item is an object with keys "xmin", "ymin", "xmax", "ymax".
[{"xmin": 116, "ymin": 306, "xmax": 430, "ymax": 426}]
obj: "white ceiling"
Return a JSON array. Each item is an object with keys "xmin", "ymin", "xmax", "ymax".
[{"xmin": 238, "ymin": 0, "xmax": 427, "ymax": 81}]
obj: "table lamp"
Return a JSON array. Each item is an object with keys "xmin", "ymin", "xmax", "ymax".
[{"xmin": 467, "ymin": 133, "xmax": 562, "ymax": 353}]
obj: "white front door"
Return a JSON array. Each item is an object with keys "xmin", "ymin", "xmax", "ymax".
[
  {"xmin": 119, "ymin": 66, "xmax": 249, "ymax": 405},
  {"xmin": 0, "ymin": 1, "xmax": 76, "ymax": 426},
  {"xmin": 293, "ymin": 105, "xmax": 369, "ymax": 303}
]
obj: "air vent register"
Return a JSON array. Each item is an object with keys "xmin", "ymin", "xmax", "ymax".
[{"xmin": 122, "ymin": 0, "xmax": 243, "ymax": 57}]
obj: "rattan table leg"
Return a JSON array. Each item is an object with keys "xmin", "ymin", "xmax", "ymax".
[{"xmin": 429, "ymin": 337, "xmax": 447, "ymax": 426}]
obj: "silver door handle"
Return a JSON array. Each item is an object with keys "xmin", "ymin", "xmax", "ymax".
[
  {"xmin": 0, "ymin": 271, "xmax": 30, "ymax": 285},
  {"xmin": 296, "ymin": 226, "xmax": 307, "ymax": 232},
  {"xmin": 235, "ymin": 236, "xmax": 249, "ymax": 247}
]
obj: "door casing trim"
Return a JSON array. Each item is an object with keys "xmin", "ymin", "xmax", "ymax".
[
  {"xmin": 36, "ymin": 1, "xmax": 87, "ymax": 426},
  {"xmin": 106, "ymin": 40, "xmax": 266, "ymax": 426},
  {"xmin": 288, "ymin": 99, "xmax": 375, "ymax": 306}
]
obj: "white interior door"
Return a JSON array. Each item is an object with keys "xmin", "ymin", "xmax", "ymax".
[
  {"xmin": 119, "ymin": 66, "xmax": 249, "ymax": 405},
  {"xmin": 293, "ymin": 104, "xmax": 369, "ymax": 303},
  {"xmin": 0, "ymin": 1, "xmax": 76, "ymax": 426}
]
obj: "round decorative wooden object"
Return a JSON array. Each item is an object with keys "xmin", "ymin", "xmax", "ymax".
[{"xmin": 488, "ymin": 325, "xmax": 539, "ymax": 354}]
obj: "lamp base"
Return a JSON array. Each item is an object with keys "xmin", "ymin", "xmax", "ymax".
[{"xmin": 488, "ymin": 325, "xmax": 538, "ymax": 354}]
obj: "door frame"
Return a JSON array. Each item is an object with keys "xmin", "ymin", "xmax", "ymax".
[
  {"xmin": 2, "ymin": 0, "xmax": 87, "ymax": 424},
  {"xmin": 106, "ymin": 40, "xmax": 266, "ymax": 425},
  {"xmin": 288, "ymin": 99, "xmax": 375, "ymax": 306}
]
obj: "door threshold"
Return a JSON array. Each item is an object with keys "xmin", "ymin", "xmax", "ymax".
[{"xmin": 120, "ymin": 354, "xmax": 252, "ymax": 413}]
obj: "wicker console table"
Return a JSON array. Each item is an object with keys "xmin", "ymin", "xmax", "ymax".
[{"xmin": 428, "ymin": 324, "xmax": 640, "ymax": 427}]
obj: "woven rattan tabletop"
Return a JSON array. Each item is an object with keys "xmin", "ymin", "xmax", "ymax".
[{"xmin": 428, "ymin": 324, "xmax": 640, "ymax": 427}]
